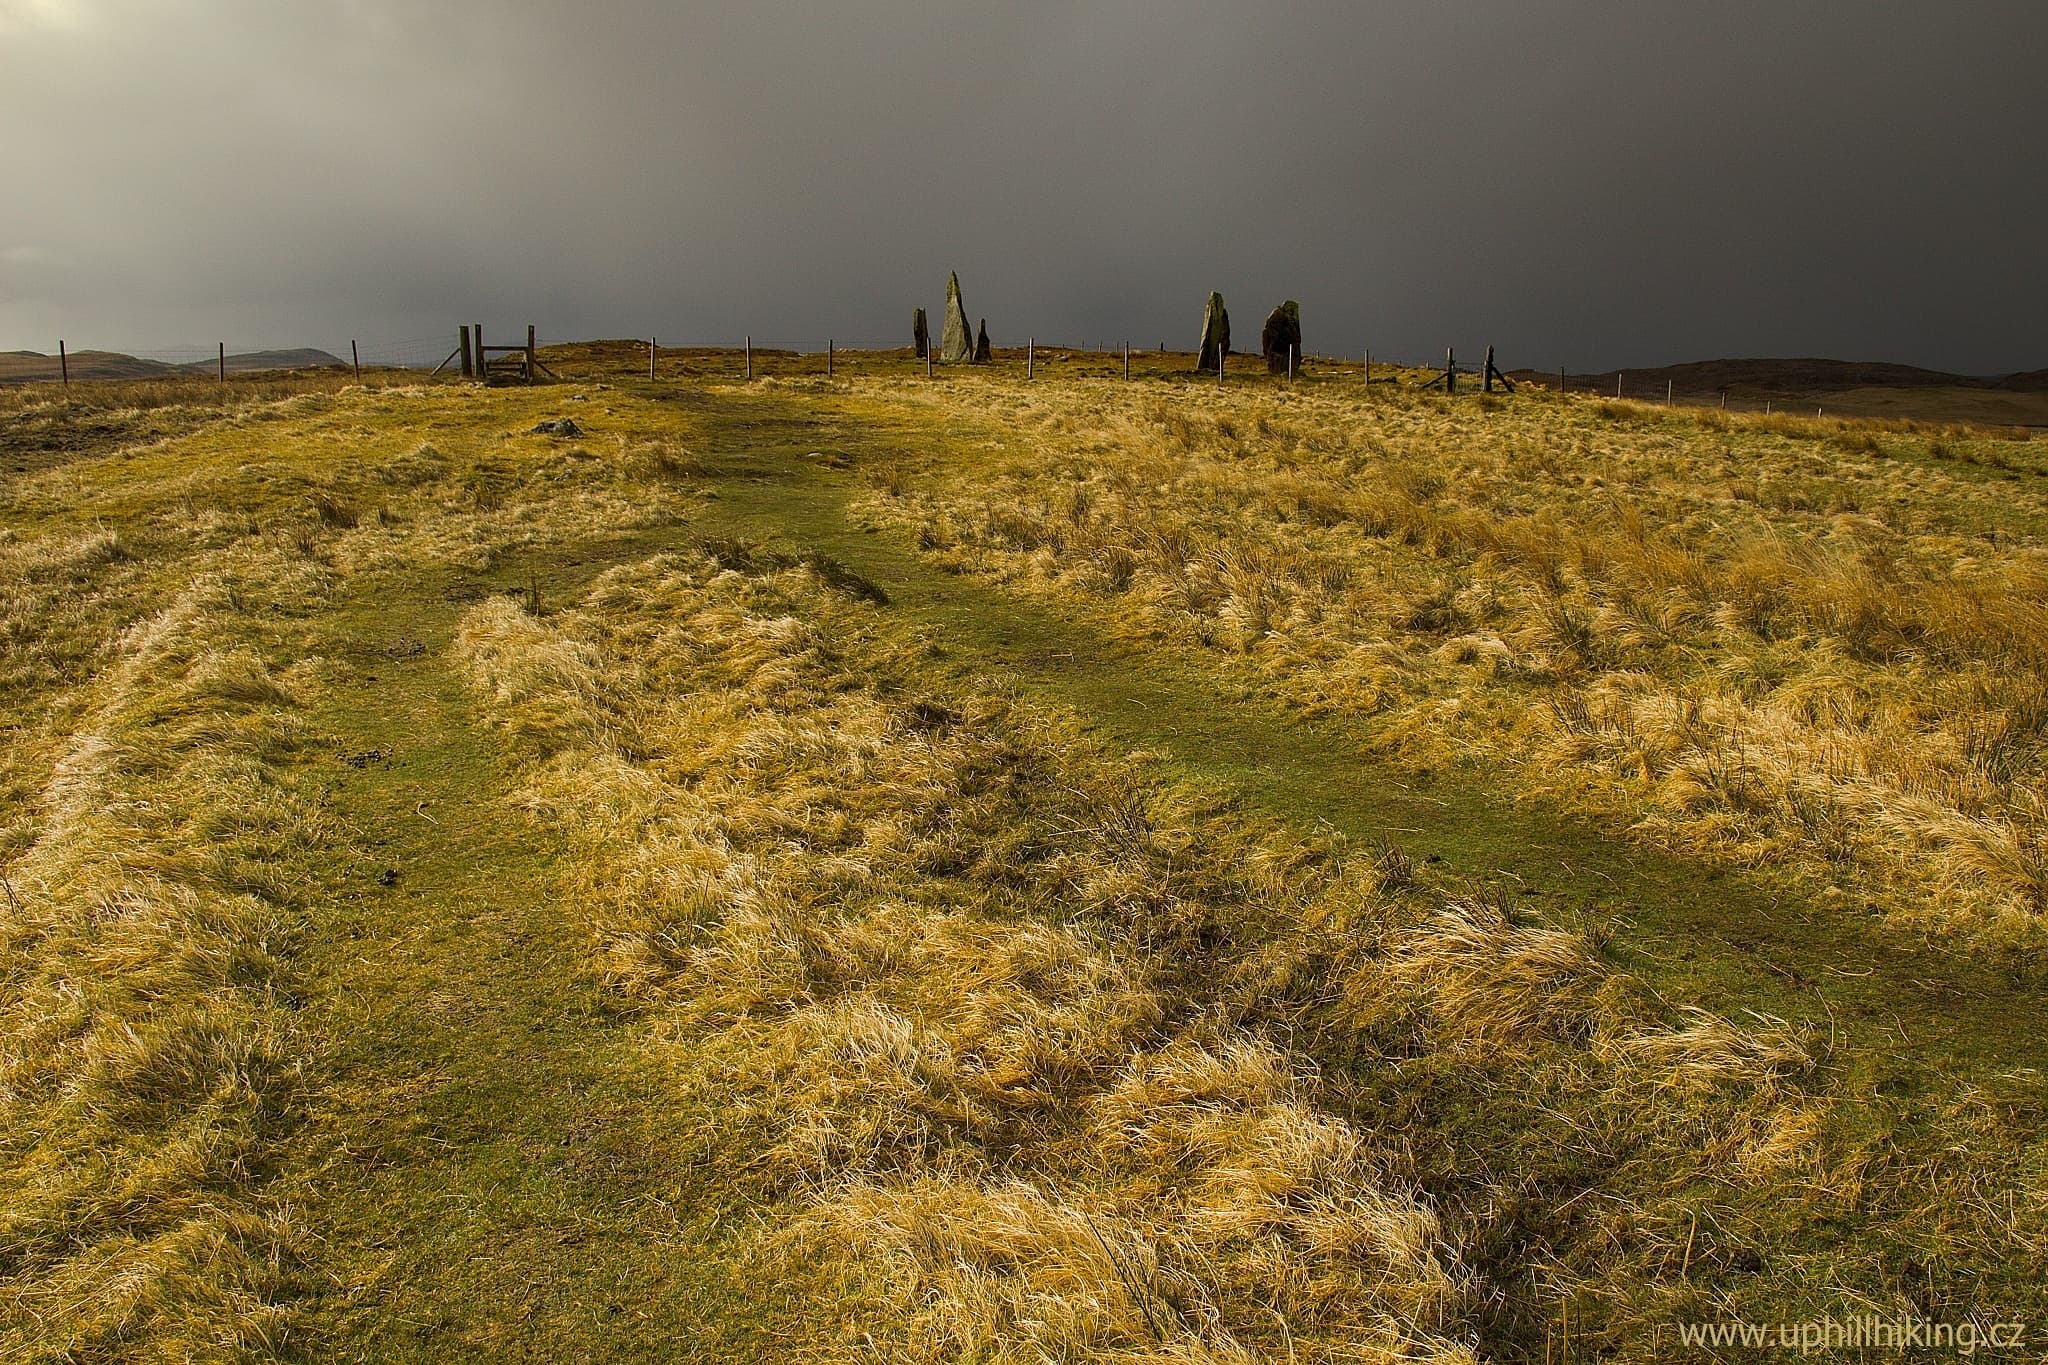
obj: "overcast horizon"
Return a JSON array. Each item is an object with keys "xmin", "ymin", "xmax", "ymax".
[{"xmin": 3, "ymin": 1, "xmax": 2045, "ymax": 374}]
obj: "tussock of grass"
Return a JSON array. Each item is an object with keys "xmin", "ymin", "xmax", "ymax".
[
  {"xmin": 0, "ymin": 580, "xmax": 318, "ymax": 1360},
  {"xmin": 446, "ymin": 546, "xmax": 1928, "ymax": 1362},
  {"xmin": 856, "ymin": 378, "xmax": 2048, "ymax": 957}
]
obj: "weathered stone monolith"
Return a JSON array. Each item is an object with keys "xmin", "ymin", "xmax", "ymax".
[
  {"xmin": 1197, "ymin": 292, "xmax": 1230, "ymax": 372},
  {"xmin": 941, "ymin": 272, "xmax": 973, "ymax": 363},
  {"xmin": 913, "ymin": 308, "xmax": 929, "ymax": 359},
  {"xmin": 974, "ymin": 319, "xmax": 992, "ymax": 363},
  {"xmin": 1261, "ymin": 300, "xmax": 1301, "ymax": 374}
]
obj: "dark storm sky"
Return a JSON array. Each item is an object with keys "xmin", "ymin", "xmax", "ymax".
[{"xmin": 3, "ymin": 0, "xmax": 2043, "ymax": 373}]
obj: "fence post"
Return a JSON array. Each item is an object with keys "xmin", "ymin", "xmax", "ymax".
[
  {"xmin": 1124, "ymin": 342, "xmax": 1130, "ymax": 381},
  {"xmin": 218, "ymin": 342, "xmax": 226, "ymax": 383},
  {"xmin": 526, "ymin": 325, "xmax": 536, "ymax": 386},
  {"xmin": 460, "ymin": 326, "xmax": 474, "ymax": 377},
  {"xmin": 828, "ymin": 339, "xmax": 834, "ymax": 379},
  {"xmin": 1483, "ymin": 344, "xmax": 1494, "ymax": 393},
  {"xmin": 650, "ymin": 337, "xmax": 657, "ymax": 380},
  {"xmin": 351, "ymin": 340, "xmax": 361, "ymax": 384},
  {"xmin": 1616, "ymin": 372, "xmax": 1623, "ymax": 399},
  {"xmin": 926, "ymin": 341, "xmax": 934, "ymax": 379},
  {"xmin": 1026, "ymin": 338, "xmax": 1033, "ymax": 380},
  {"xmin": 1218, "ymin": 344, "xmax": 1224, "ymax": 386},
  {"xmin": 1446, "ymin": 346, "xmax": 1455, "ymax": 395},
  {"xmin": 745, "ymin": 335, "xmax": 752, "ymax": 381},
  {"xmin": 59, "ymin": 340, "xmax": 68, "ymax": 387},
  {"xmin": 1364, "ymin": 349, "xmax": 1370, "ymax": 386},
  {"xmin": 1667, "ymin": 379, "xmax": 1673, "ymax": 406},
  {"xmin": 1560, "ymin": 364, "xmax": 1566, "ymax": 395}
]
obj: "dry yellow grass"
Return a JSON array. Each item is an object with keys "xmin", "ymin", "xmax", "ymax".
[
  {"xmin": 4, "ymin": 366, "xmax": 2042, "ymax": 1359},
  {"xmin": 447, "ymin": 545, "xmax": 1890, "ymax": 1362},
  {"xmin": 853, "ymin": 378, "xmax": 2048, "ymax": 958},
  {"xmin": 0, "ymin": 577, "xmax": 318, "ymax": 1359}
]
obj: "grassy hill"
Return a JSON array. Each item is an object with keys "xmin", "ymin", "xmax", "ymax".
[
  {"xmin": 0, "ymin": 348, "xmax": 348, "ymax": 384},
  {"xmin": 1, "ymin": 352, "xmax": 2043, "ymax": 1360},
  {"xmin": 1507, "ymin": 357, "xmax": 2048, "ymax": 427}
]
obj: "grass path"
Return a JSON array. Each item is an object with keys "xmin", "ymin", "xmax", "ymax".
[
  {"xmin": 664, "ymin": 383, "xmax": 2041, "ymax": 1082},
  {"xmin": 278, "ymin": 554, "xmax": 796, "ymax": 1360}
]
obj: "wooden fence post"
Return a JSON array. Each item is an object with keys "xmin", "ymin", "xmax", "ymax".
[
  {"xmin": 927, "ymin": 341, "xmax": 934, "ymax": 379},
  {"xmin": 1026, "ymin": 339, "xmax": 1033, "ymax": 381},
  {"xmin": 460, "ymin": 326, "xmax": 474, "ymax": 377},
  {"xmin": 1364, "ymin": 349, "xmax": 1370, "ymax": 386},
  {"xmin": 1446, "ymin": 347, "xmax": 1455, "ymax": 395},
  {"xmin": 1667, "ymin": 379, "xmax": 1673, "ymax": 406},
  {"xmin": 59, "ymin": 340, "xmax": 68, "ymax": 387},
  {"xmin": 351, "ymin": 340, "xmax": 362, "ymax": 384},
  {"xmin": 1124, "ymin": 342, "xmax": 1130, "ymax": 381},
  {"xmin": 745, "ymin": 336, "xmax": 752, "ymax": 381},
  {"xmin": 218, "ymin": 342, "xmax": 226, "ymax": 383},
  {"xmin": 827, "ymin": 339, "xmax": 834, "ymax": 379},
  {"xmin": 1287, "ymin": 344, "xmax": 1296, "ymax": 382},
  {"xmin": 1483, "ymin": 345, "xmax": 1495, "ymax": 393},
  {"xmin": 1560, "ymin": 364, "xmax": 1566, "ymax": 394},
  {"xmin": 1218, "ymin": 345, "xmax": 1224, "ymax": 386},
  {"xmin": 526, "ymin": 325, "xmax": 536, "ymax": 386},
  {"xmin": 1616, "ymin": 372, "xmax": 1623, "ymax": 399}
]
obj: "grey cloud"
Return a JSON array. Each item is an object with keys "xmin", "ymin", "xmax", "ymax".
[{"xmin": 1, "ymin": 0, "xmax": 2042, "ymax": 372}]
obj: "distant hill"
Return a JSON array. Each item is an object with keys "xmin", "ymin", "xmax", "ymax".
[
  {"xmin": 176, "ymin": 348, "xmax": 350, "ymax": 376},
  {"xmin": 0, "ymin": 347, "xmax": 348, "ymax": 384},
  {"xmin": 1508, "ymin": 356, "xmax": 2046, "ymax": 397},
  {"xmin": 0, "ymin": 349, "xmax": 179, "ymax": 383},
  {"xmin": 1499, "ymin": 356, "xmax": 2048, "ymax": 426}
]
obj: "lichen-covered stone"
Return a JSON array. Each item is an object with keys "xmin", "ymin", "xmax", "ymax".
[
  {"xmin": 974, "ymin": 318, "xmax": 991, "ymax": 363},
  {"xmin": 1262, "ymin": 300, "xmax": 1301, "ymax": 374},
  {"xmin": 941, "ymin": 272, "xmax": 973, "ymax": 364},
  {"xmin": 1197, "ymin": 292, "xmax": 1230, "ymax": 372}
]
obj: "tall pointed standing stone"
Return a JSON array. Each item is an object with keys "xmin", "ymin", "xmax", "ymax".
[
  {"xmin": 974, "ymin": 319, "xmax": 992, "ymax": 363},
  {"xmin": 913, "ymin": 308, "xmax": 929, "ymax": 359},
  {"xmin": 1197, "ymin": 292, "xmax": 1231, "ymax": 372},
  {"xmin": 941, "ymin": 272, "xmax": 973, "ymax": 364},
  {"xmin": 1261, "ymin": 300, "xmax": 1302, "ymax": 374}
]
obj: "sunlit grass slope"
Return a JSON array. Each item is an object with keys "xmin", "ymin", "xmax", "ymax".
[
  {"xmin": 851, "ymin": 374, "xmax": 2048, "ymax": 960},
  {"xmin": 1, "ymin": 358, "xmax": 2042, "ymax": 1360}
]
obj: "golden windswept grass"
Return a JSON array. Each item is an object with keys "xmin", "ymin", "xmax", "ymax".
[
  {"xmin": 0, "ymin": 579, "xmax": 319, "ymax": 1360},
  {"xmin": 444, "ymin": 545, "xmax": 1923, "ymax": 1362},
  {"xmin": 856, "ymin": 378, "xmax": 2048, "ymax": 957}
]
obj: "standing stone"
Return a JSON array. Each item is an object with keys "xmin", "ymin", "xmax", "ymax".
[
  {"xmin": 1261, "ymin": 300, "xmax": 1302, "ymax": 374},
  {"xmin": 1197, "ymin": 292, "xmax": 1230, "ymax": 372},
  {"xmin": 941, "ymin": 272, "xmax": 973, "ymax": 364},
  {"xmin": 974, "ymin": 319, "xmax": 992, "ymax": 363},
  {"xmin": 913, "ymin": 308, "xmax": 929, "ymax": 359}
]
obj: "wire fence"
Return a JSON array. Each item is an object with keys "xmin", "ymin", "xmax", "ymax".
[{"xmin": 5, "ymin": 327, "xmax": 1563, "ymax": 403}]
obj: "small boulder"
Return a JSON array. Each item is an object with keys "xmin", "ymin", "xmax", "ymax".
[{"xmin": 530, "ymin": 418, "xmax": 582, "ymax": 437}]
